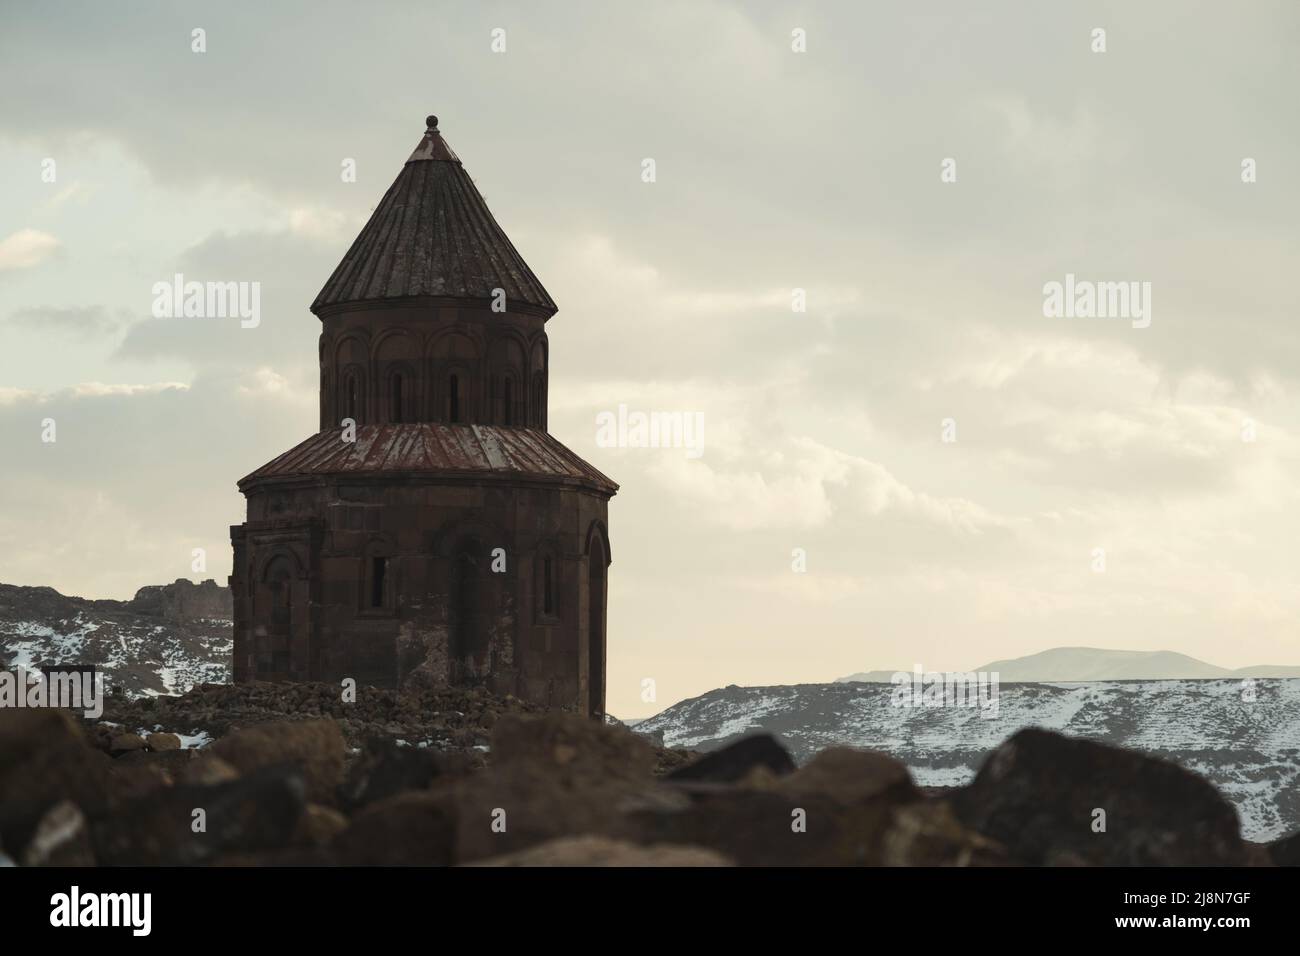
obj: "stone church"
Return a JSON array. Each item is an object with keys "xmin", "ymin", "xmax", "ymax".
[{"xmin": 230, "ymin": 116, "xmax": 616, "ymax": 717}]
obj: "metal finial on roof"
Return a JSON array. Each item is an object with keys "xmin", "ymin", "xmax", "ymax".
[{"xmin": 426, "ymin": 115, "xmax": 439, "ymax": 131}]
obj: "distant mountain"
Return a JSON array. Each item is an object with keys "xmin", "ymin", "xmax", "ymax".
[
  {"xmin": 836, "ymin": 646, "xmax": 1300, "ymax": 683},
  {"xmin": 0, "ymin": 579, "xmax": 232, "ymax": 697},
  {"xmin": 636, "ymin": 678, "xmax": 1300, "ymax": 842}
]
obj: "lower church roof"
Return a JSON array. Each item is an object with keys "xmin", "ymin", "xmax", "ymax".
[{"xmin": 239, "ymin": 424, "xmax": 617, "ymax": 495}]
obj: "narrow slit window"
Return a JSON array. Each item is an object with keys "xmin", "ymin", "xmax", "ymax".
[
  {"xmin": 390, "ymin": 373, "xmax": 403, "ymax": 423},
  {"xmin": 371, "ymin": 556, "xmax": 387, "ymax": 608},
  {"xmin": 543, "ymin": 556, "xmax": 554, "ymax": 615},
  {"xmin": 346, "ymin": 376, "xmax": 358, "ymax": 420},
  {"xmin": 449, "ymin": 374, "xmax": 461, "ymax": 423},
  {"xmin": 503, "ymin": 377, "xmax": 514, "ymax": 425}
]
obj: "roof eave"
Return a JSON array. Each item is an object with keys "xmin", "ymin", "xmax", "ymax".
[
  {"xmin": 238, "ymin": 469, "xmax": 617, "ymax": 499},
  {"xmin": 310, "ymin": 293, "xmax": 557, "ymax": 321}
]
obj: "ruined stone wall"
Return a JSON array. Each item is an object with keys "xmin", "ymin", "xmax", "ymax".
[{"xmin": 128, "ymin": 578, "xmax": 233, "ymax": 624}]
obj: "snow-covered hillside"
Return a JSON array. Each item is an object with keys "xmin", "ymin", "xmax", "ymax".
[
  {"xmin": 0, "ymin": 581, "xmax": 232, "ymax": 697},
  {"xmin": 636, "ymin": 679, "xmax": 1300, "ymax": 841}
]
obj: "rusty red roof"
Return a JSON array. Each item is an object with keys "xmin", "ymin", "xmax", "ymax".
[
  {"xmin": 311, "ymin": 116, "xmax": 556, "ymax": 317},
  {"xmin": 239, "ymin": 424, "xmax": 617, "ymax": 495}
]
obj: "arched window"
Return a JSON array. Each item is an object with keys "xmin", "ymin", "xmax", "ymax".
[
  {"xmin": 390, "ymin": 372, "xmax": 404, "ymax": 423},
  {"xmin": 448, "ymin": 373, "xmax": 461, "ymax": 423},
  {"xmin": 531, "ymin": 373, "xmax": 544, "ymax": 428},
  {"xmin": 340, "ymin": 367, "xmax": 363, "ymax": 424}
]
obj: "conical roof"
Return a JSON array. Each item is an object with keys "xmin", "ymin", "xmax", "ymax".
[{"xmin": 311, "ymin": 115, "xmax": 556, "ymax": 317}]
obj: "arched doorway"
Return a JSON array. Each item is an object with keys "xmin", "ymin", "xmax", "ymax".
[
  {"xmin": 261, "ymin": 554, "xmax": 294, "ymax": 676},
  {"xmin": 587, "ymin": 534, "xmax": 607, "ymax": 719},
  {"xmin": 450, "ymin": 539, "xmax": 489, "ymax": 683}
]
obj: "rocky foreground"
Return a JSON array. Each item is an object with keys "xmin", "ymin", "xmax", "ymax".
[{"xmin": 1, "ymin": 681, "xmax": 1298, "ymax": 866}]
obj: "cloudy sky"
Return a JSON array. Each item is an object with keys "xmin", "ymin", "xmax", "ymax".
[{"xmin": 1, "ymin": 1, "xmax": 1298, "ymax": 717}]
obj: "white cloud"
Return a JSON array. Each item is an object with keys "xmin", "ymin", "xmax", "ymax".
[
  {"xmin": 0, "ymin": 229, "xmax": 61, "ymax": 271},
  {"xmin": 0, "ymin": 387, "xmax": 38, "ymax": 405},
  {"xmin": 641, "ymin": 432, "xmax": 1006, "ymax": 534},
  {"xmin": 237, "ymin": 366, "xmax": 316, "ymax": 408},
  {"xmin": 70, "ymin": 381, "xmax": 189, "ymax": 398},
  {"xmin": 286, "ymin": 207, "xmax": 357, "ymax": 243},
  {"xmin": 45, "ymin": 180, "xmax": 93, "ymax": 209},
  {"xmin": 0, "ymin": 382, "xmax": 186, "ymax": 402}
]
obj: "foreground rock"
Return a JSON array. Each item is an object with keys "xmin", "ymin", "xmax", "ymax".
[
  {"xmin": 665, "ymin": 733, "xmax": 795, "ymax": 783},
  {"xmin": 0, "ymin": 710, "xmax": 118, "ymax": 856},
  {"xmin": 338, "ymin": 741, "xmax": 464, "ymax": 812},
  {"xmin": 23, "ymin": 801, "xmax": 94, "ymax": 866},
  {"xmin": 1, "ymin": 684, "xmax": 1292, "ymax": 866},
  {"xmin": 476, "ymin": 835, "xmax": 731, "ymax": 866},
  {"xmin": 619, "ymin": 742, "xmax": 1001, "ymax": 865},
  {"xmin": 210, "ymin": 719, "xmax": 344, "ymax": 805},
  {"xmin": 1268, "ymin": 831, "xmax": 1300, "ymax": 866},
  {"xmin": 951, "ymin": 728, "xmax": 1255, "ymax": 865},
  {"xmin": 332, "ymin": 712, "xmax": 663, "ymax": 866},
  {"xmin": 92, "ymin": 765, "xmax": 307, "ymax": 866}
]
